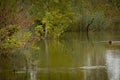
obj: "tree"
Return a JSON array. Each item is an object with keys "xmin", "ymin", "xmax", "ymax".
[{"xmin": 30, "ymin": 0, "xmax": 73, "ymax": 39}]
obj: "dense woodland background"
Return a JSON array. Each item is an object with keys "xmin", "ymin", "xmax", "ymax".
[{"xmin": 0, "ymin": 0, "xmax": 120, "ymax": 55}]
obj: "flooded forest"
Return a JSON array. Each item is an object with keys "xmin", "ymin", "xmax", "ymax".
[{"xmin": 0, "ymin": 0, "xmax": 120, "ymax": 80}]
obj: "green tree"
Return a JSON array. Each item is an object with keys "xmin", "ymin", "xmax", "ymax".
[{"xmin": 30, "ymin": 0, "xmax": 73, "ymax": 39}]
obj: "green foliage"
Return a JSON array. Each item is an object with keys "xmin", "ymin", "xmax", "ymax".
[
  {"xmin": 35, "ymin": 25, "xmax": 44, "ymax": 37},
  {"xmin": 29, "ymin": 0, "xmax": 74, "ymax": 38},
  {"xmin": 0, "ymin": 25, "xmax": 20, "ymax": 54},
  {"xmin": 28, "ymin": 0, "xmax": 120, "ymax": 36},
  {"xmin": 34, "ymin": 11, "xmax": 73, "ymax": 39},
  {"xmin": 23, "ymin": 32, "xmax": 32, "ymax": 40},
  {"xmin": 0, "ymin": 25, "xmax": 19, "ymax": 42},
  {"xmin": 49, "ymin": 11, "xmax": 72, "ymax": 38},
  {"xmin": 0, "ymin": 25, "xmax": 39, "ymax": 55}
]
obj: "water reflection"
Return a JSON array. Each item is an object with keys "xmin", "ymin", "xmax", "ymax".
[
  {"xmin": 106, "ymin": 50, "xmax": 120, "ymax": 80},
  {"xmin": 0, "ymin": 32, "xmax": 120, "ymax": 80}
]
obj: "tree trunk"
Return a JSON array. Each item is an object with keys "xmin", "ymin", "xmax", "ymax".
[
  {"xmin": 86, "ymin": 18, "xmax": 94, "ymax": 32},
  {"xmin": 44, "ymin": 0, "xmax": 49, "ymax": 38},
  {"xmin": 86, "ymin": 18, "xmax": 94, "ymax": 40}
]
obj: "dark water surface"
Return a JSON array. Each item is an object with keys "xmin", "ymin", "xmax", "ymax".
[{"xmin": 0, "ymin": 32, "xmax": 120, "ymax": 80}]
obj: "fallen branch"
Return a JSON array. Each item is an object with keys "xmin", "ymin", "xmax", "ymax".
[
  {"xmin": 86, "ymin": 18, "xmax": 94, "ymax": 40},
  {"xmin": 86, "ymin": 18, "xmax": 94, "ymax": 32}
]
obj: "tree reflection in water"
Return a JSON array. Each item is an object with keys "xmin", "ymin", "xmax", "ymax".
[{"xmin": 106, "ymin": 50, "xmax": 120, "ymax": 80}]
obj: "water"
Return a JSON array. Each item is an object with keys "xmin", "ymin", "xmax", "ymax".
[{"xmin": 0, "ymin": 32, "xmax": 120, "ymax": 80}]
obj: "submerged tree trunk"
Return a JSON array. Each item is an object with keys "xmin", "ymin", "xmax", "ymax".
[
  {"xmin": 86, "ymin": 18, "xmax": 94, "ymax": 32},
  {"xmin": 86, "ymin": 18, "xmax": 94, "ymax": 40}
]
